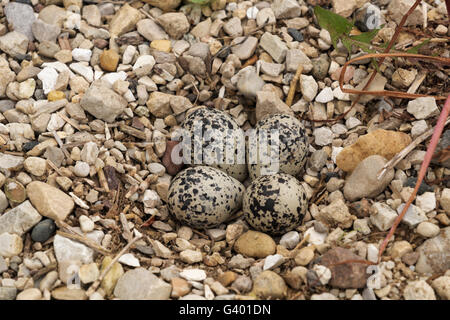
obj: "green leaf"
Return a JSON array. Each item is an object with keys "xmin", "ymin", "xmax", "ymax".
[
  {"xmin": 314, "ymin": 6, "xmax": 354, "ymax": 48},
  {"xmin": 349, "ymin": 28, "xmax": 381, "ymax": 44},
  {"xmin": 406, "ymin": 39, "xmax": 430, "ymax": 54}
]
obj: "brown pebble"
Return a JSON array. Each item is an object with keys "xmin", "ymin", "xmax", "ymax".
[
  {"xmin": 93, "ymin": 39, "xmax": 109, "ymax": 49},
  {"xmin": 162, "ymin": 140, "xmax": 184, "ymax": 176}
]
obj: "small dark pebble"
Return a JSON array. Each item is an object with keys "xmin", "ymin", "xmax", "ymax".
[
  {"xmin": 23, "ymin": 141, "xmax": 39, "ymax": 152},
  {"xmin": 306, "ymin": 269, "xmax": 321, "ymax": 287},
  {"xmin": 404, "ymin": 177, "xmax": 433, "ymax": 195},
  {"xmin": 324, "ymin": 172, "xmax": 340, "ymax": 183},
  {"xmin": 287, "ymin": 28, "xmax": 304, "ymax": 42},
  {"xmin": 31, "ymin": 219, "xmax": 56, "ymax": 243},
  {"xmin": 104, "ymin": 165, "xmax": 119, "ymax": 190},
  {"xmin": 354, "ymin": 20, "xmax": 369, "ymax": 33},
  {"xmin": 135, "ymin": 245, "xmax": 155, "ymax": 256}
]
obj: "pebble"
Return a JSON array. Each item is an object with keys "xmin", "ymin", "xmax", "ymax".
[
  {"xmin": 0, "ymin": 287, "xmax": 17, "ymax": 300},
  {"xmin": 432, "ymin": 276, "xmax": 450, "ymax": 300},
  {"xmin": 260, "ymin": 32, "xmax": 288, "ymax": 63},
  {"xmin": 286, "ymin": 49, "xmax": 312, "ymax": 73},
  {"xmin": 252, "ymin": 271, "xmax": 287, "ymax": 299},
  {"xmin": 319, "ymin": 247, "xmax": 368, "ymax": 289},
  {"xmin": 179, "ymin": 269, "xmax": 207, "ymax": 282},
  {"xmin": 38, "ymin": 67, "xmax": 59, "ymax": 94},
  {"xmin": 100, "ymin": 256, "xmax": 124, "ymax": 296},
  {"xmin": 100, "ymin": 49, "xmax": 119, "ymax": 72},
  {"xmin": 344, "ymin": 155, "xmax": 394, "ymax": 202},
  {"xmin": 370, "ymin": 202, "xmax": 398, "ymax": 231},
  {"xmin": 407, "ymin": 97, "xmax": 439, "ymax": 120},
  {"xmin": 390, "ymin": 241, "xmax": 413, "ymax": 259},
  {"xmin": 180, "ymin": 250, "xmax": 203, "ymax": 264},
  {"xmin": 23, "ymin": 157, "xmax": 47, "ymax": 177},
  {"xmin": 403, "ymin": 280, "xmax": 436, "ymax": 300},
  {"xmin": 16, "ymin": 288, "xmax": 42, "ymax": 301},
  {"xmin": 0, "ymin": 200, "xmax": 42, "ymax": 236},
  {"xmin": 255, "ymin": 90, "xmax": 293, "ymax": 121},
  {"xmin": 397, "ymin": 203, "xmax": 427, "ymax": 228},
  {"xmin": 157, "ymin": 13, "xmax": 190, "ymax": 40},
  {"xmin": 313, "ymin": 127, "xmax": 333, "ymax": 146},
  {"xmin": 52, "ymin": 287, "xmax": 87, "ymax": 300},
  {"xmin": 31, "ymin": 219, "xmax": 56, "ymax": 243},
  {"xmin": 79, "ymin": 263, "xmax": 100, "ymax": 284},
  {"xmin": 234, "ymin": 231, "xmax": 276, "ymax": 258},
  {"xmin": 5, "ymin": 2, "xmax": 36, "ymax": 41},
  {"xmin": 80, "ymin": 81, "xmax": 127, "ymax": 123},
  {"xmin": 388, "ymin": 0, "xmax": 424, "ymax": 26},
  {"xmin": 319, "ymin": 199, "xmax": 353, "ymax": 229},
  {"xmin": 311, "ymin": 292, "xmax": 338, "ymax": 300},
  {"xmin": 294, "ymin": 247, "xmax": 315, "ymax": 266},
  {"xmin": 280, "ymin": 231, "xmax": 300, "ymax": 249},
  {"xmin": 416, "ymin": 222, "xmax": 440, "ymax": 238},
  {"xmin": 263, "ymin": 254, "xmax": 285, "ymax": 270},
  {"xmin": 315, "ymin": 87, "xmax": 334, "ymax": 103},
  {"xmin": 0, "ymin": 31, "xmax": 29, "ymax": 58},
  {"xmin": 0, "ymin": 233, "xmax": 23, "ymax": 257},
  {"xmin": 53, "ymin": 234, "xmax": 94, "ymax": 264},
  {"xmin": 416, "ymin": 227, "xmax": 450, "ymax": 274},
  {"xmin": 300, "ymin": 75, "xmax": 318, "ymax": 102},
  {"xmin": 171, "ymin": 277, "xmax": 191, "ymax": 298},
  {"xmin": 26, "ymin": 181, "xmax": 74, "ymax": 221},
  {"xmin": 118, "ymin": 253, "xmax": 140, "ymax": 267}
]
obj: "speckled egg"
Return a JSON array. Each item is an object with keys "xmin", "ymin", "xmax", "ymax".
[
  {"xmin": 243, "ymin": 173, "xmax": 307, "ymax": 235},
  {"xmin": 168, "ymin": 166, "xmax": 245, "ymax": 229},
  {"xmin": 247, "ymin": 114, "xmax": 309, "ymax": 180},
  {"xmin": 180, "ymin": 107, "xmax": 247, "ymax": 181}
]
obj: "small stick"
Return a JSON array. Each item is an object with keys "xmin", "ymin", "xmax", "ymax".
[
  {"xmin": 46, "ymin": 159, "xmax": 64, "ymax": 176},
  {"xmin": 57, "ymin": 112, "xmax": 81, "ymax": 131},
  {"xmin": 377, "ymin": 118, "xmax": 450, "ymax": 180},
  {"xmin": 286, "ymin": 65, "xmax": 303, "ymax": 106},
  {"xmin": 51, "ymin": 131, "xmax": 70, "ymax": 159},
  {"xmin": 86, "ymin": 235, "xmax": 142, "ymax": 297},
  {"xmin": 120, "ymin": 212, "xmax": 133, "ymax": 243},
  {"xmin": 97, "ymin": 167, "xmax": 110, "ymax": 193}
]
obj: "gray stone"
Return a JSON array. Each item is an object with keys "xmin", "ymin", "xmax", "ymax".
[
  {"xmin": 271, "ymin": 0, "xmax": 301, "ymax": 19},
  {"xmin": 114, "ymin": 268, "xmax": 172, "ymax": 300},
  {"xmin": 397, "ymin": 204, "xmax": 427, "ymax": 228},
  {"xmin": 388, "ymin": 0, "xmax": 424, "ymax": 26},
  {"xmin": 0, "ymin": 287, "xmax": 17, "ymax": 300},
  {"xmin": 136, "ymin": 19, "xmax": 168, "ymax": 41},
  {"xmin": 53, "ymin": 234, "xmax": 94, "ymax": 264},
  {"xmin": 407, "ymin": 97, "xmax": 439, "ymax": 120},
  {"xmin": 0, "ymin": 200, "xmax": 42, "ymax": 236},
  {"xmin": 255, "ymin": 90, "xmax": 294, "ymax": 121},
  {"xmin": 80, "ymin": 81, "xmax": 127, "ymax": 123},
  {"xmin": 370, "ymin": 202, "xmax": 397, "ymax": 231},
  {"xmin": 0, "ymin": 233, "xmax": 23, "ymax": 257},
  {"xmin": 157, "ymin": 13, "xmax": 190, "ymax": 40},
  {"xmin": 344, "ymin": 155, "xmax": 394, "ymax": 201},
  {"xmin": 260, "ymin": 32, "xmax": 288, "ymax": 63},
  {"xmin": 231, "ymin": 37, "xmax": 258, "ymax": 60},
  {"xmin": 286, "ymin": 49, "xmax": 312, "ymax": 73},
  {"xmin": 237, "ymin": 69, "xmax": 265, "ymax": 99},
  {"xmin": 416, "ymin": 227, "xmax": 450, "ymax": 274},
  {"xmin": 5, "ymin": 2, "xmax": 36, "ymax": 41},
  {"xmin": 0, "ymin": 31, "xmax": 29, "ymax": 58}
]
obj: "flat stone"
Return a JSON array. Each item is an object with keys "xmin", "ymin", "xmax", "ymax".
[
  {"xmin": 255, "ymin": 90, "xmax": 294, "ymax": 121},
  {"xmin": 370, "ymin": 202, "xmax": 398, "ymax": 231},
  {"xmin": 31, "ymin": 19, "xmax": 61, "ymax": 42},
  {"xmin": 286, "ymin": 49, "xmax": 312, "ymax": 73},
  {"xmin": 231, "ymin": 36, "xmax": 258, "ymax": 60},
  {"xmin": 260, "ymin": 32, "xmax": 288, "ymax": 63},
  {"xmin": 80, "ymin": 81, "xmax": 127, "ymax": 123},
  {"xmin": 157, "ymin": 13, "xmax": 190, "ymax": 40},
  {"xmin": 397, "ymin": 203, "xmax": 427, "ymax": 228},
  {"xmin": 271, "ymin": 0, "xmax": 301, "ymax": 19},
  {"xmin": 407, "ymin": 97, "xmax": 439, "ymax": 120},
  {"xmin": 0, "ymin": 287, "xmax": 17, "ymax": 300},
  {"xmin": 114, "ymin": 268, "xmax": 172, "ymax": 300},
  {"xmin": 26, "ymin": 181, "xmax": 74, "ymax": 221},
  {"xmin": 388, "ymin": 0, "xmax": 424, "ymax": 26},
  {"xmin": 344, "ymin": 155, "xmax": 394, "ymax": 201},
  {"xmin": 5, "ymin": 2, "xmax": 36, "ymax": 41},
  {"xmin": 0, "ymin": 31, "xmax": 28, "ymax": 58},
  {"xmin": 52, "ymin": 287, "xmax": 87, "ymax": 300},
  {"xmin": 351, "ymin": 73, "xmax": 387, "ymax": 104},
  {"xmin": 53, "ymin": 234, "xmax": 94, "ymax": 265},
  {"xmin": 0, "ymin": 233, "xmax": 23, "ymax": 257},
  {"xmin": 109, "ymin": 4, "xmax": 142, "ymax": 36},
  {"xmin": 0, "ymin": 200, "xmax": 42, "ymax": 236},
  {"xmin": 136, "ymin": 19, "xmax": 168, "ymax": 41},
  {"xmin": 319, "ymin": 247, "xmax": 368, "ymax": 289},
  {"xmin": 179, "ymin": 269, "xmax": 207, "ymax": 282},
  {"xmin": 100, "ymin": 256, "xmax": 124, "ymax": 296}
]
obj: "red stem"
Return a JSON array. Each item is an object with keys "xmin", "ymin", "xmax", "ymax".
[{"xmin": 378, "ymin": 94, "xmax": 450, "ymax": 261}]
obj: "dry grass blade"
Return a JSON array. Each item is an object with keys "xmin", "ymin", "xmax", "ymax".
[{"xmin": 339, "ymin": 53, "xmax": 450, "ymax": 100}]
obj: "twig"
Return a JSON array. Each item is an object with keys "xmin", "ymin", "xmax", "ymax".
[
  {"xmin": 378, "ymin": 118, "xmax": 450, "ymax": 180},
  {"xmin": 339, "ymin": 53, "xmax": 450, "ymax": 100},
  {"xmin": 119, "ymin": 212, "xmax": 133, "ymax": 243},
  {"xmin": 286, "ymin": 65, "xmax": 303, "ymax": 107},
  {"xmin": 51, "ymin": 131, "xmax": 70, "ymax": 159},
  {"xmin": 57, "ymin": 112, "xmax": 81, "ymax": 131},
  {"xmin": 378, "ymin": 94, "xmax": 450, "ymax": 261},
  {"xmin": 86, "ymin": 235, "xmax": 142, "ymax": 297}
]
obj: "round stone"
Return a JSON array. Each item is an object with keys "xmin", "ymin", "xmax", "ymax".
[{"xmin": 31, "ymin": 219, "xmax": 56, "ymax": 243}]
